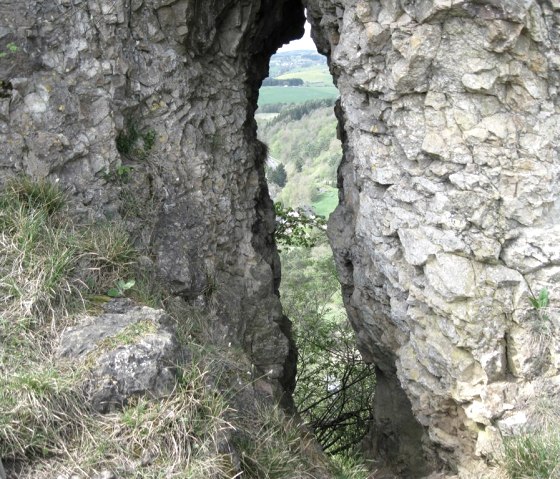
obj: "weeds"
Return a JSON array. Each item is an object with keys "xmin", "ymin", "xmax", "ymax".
[
  {"xmin": 528, "ymin": 287, "xmax": 551, "ymax": 327},
  {"xmin": 234, "ymin": 403, "xmax": 315, "ymax": 479},
  {"xmin": 116, "ymin": 121, "xmax": 156, "ymax": 160},
  {"xmin": 503, "ymin": 430, "xmax": 560, "ymax": 479},
  {"xmin": 107, "ymin": 278, "xmax": 136, "ymax": 298}
]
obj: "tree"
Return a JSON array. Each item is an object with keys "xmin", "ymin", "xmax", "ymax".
[
  {"xmin": 269, "ymin": 163, "xmax": 288, "ymax": 187},
  {"xmin": 274, "ymin": 202, "xmax": 325, "ymax": 248}
]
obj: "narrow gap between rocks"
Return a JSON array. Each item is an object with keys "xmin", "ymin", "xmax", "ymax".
[{"xmin": 256, "ymin": 17, "xmax": 376, "ymax": 472}]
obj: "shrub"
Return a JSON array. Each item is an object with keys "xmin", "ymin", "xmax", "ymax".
[{"xmin": 280, "ymin": 240, "xmax": 375, "ymax": 459}]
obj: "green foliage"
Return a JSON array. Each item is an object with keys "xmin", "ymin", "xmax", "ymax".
[
  {"xmin": 274, "ymin": 203, "xmax": 326, "ymax": 248},
  {"xmin": 504, "ymin": 430, "xmax": 560, "ymax": 479},
  {"xmin": 258, "ymin": 86, "xmax": 338, "ymax": 107},
  {"xmin": 260, "ymin": 105, "xmax": 341, "ymax": 213},
  {"xmin": 1, "ymin": 175, "xmax": 66, "ymax": 217},
  {"xmin": 263, "ymin": 77, "xmax": 304, "ymax": 86},
  {"xmin": 0, "ymin": 42, "xmax": 18, "ymax": 58},
  {"xmin": 329, "ymin": 454, "xmax": 369, "ymax": 479},
  {"xmin": 277, "ymin": 67, "xmax": 334, "ymax": 86},
  {"xmin": 1, "ymin": 178, "xmax": 339, "ymax": 478},
  {"xmin": 528, "ymin": 287, "xmax": 551, "ymax": 328},
  {"xmin": 104, "ymin": 164, "xmax": 134, "ymax": 183},
  {"xmin": 106, "ymin": 278, "xmax": 136, "ymax": 298},
  {"xmin": 233, "ymin": 404, "xmax": 315, "ymax": 479},
  {"xmin": 281, "ymin": 241, "xmax": 375, "ymax": 458},
  {"xmin": 312, "ymin": 188, "xmax": 338, "ymax": 218},
  {"xmin": 267, "ymin": 98, "xmax": 336, "ymax": 127},
  {"xmin": 268, "ymin": 163, "xmax": 288, "ymax": 187},
  {"xmin": 529, "ymin": 288, "xmax": 550, "ymax": 310},
  {"xmin": 116, "ymin": 121, "xmax": 156, "ymax": 159}
]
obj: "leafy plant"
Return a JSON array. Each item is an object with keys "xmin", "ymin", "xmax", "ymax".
[
  {"xmin": 528, "ymin": 287, "xmax": 551, "ymax": 324},
  {"xmin": 103, "ymin": 165, "xmax": 134, "ymax": 184},
  {"xmin": 529, "ymin": 288, "xmax": 550, "ymax": 310},
  {"xmin": 274, "ymin": 202, "xmax": 326, "ymax": 248},
  {"xmin": 268, "ymin": 163, "xmax": 288, "ymax": 187},
  {"xmin": 116, "ymin": 121, "xmax": 156, "ymax": 160},
  {"xmin": 107, "ymin": 278, "xmax": 136, "ymax": 298},
  {"xmin": 281, "ymin": 241, "xmax": 375, "ymax": 458},
  {"xmin": 0, "ymin": 42, "xmax": 18, "ymax": 58}
]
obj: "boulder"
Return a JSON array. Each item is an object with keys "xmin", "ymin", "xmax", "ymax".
[{"xmin": 58, "ymin": 299, "xmax": 181, "ymax": 413}]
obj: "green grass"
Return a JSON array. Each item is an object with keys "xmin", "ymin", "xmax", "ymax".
[
  {"xmin": 258, "ymin": 86, "xmax": 338, "ymax": 106},
  {"xmin": 504, "ymin": 430, "xmax": 560, "ymax": 478},
  {"xmin": 312, "ymin": 188, "xmax": 338, "ymax": 218},
  {"xmin": 277, "ymin": 67, "xmax": 334, "ymax": 86}
]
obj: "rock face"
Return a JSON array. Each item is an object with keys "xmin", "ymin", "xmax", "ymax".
[
  {"xmin": 305, "ymin": 0, "xmax": 560, "ymax": 476},
  {"xmin": 0, "ymin": 0, "xmax": 303, "ymax": 404},
  {"xmin": 3, "ymin": 0, "xmax": 560, "ymax": 476}
]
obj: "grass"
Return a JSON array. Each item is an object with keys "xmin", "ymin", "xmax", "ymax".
[
  {"xmin": 258, "ymin": 86, "xmax": 338, "ymax": 106},
  {"xmin": 233, "ymin": 403, "xmax": 319, "ymax": 479},
  {"xmin": 277, "ymin": 67, "xmax": 334, "ymax": 86},
  {"xmin": 312, "ymin": 188, "xmax": 338, "ymax": 218},
  {"xmin": 503, "ymin": 430, "xmax": 560, "ymax": 479},
  {"xmin": 501, "ymin": 398, "xmax": 560, "ymax": 479}
]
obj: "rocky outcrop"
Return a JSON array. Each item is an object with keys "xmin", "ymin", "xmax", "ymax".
[
  {"xmin": 305, "ymin": 0, "xmax": 560, "ymax": 476},
  {"xmin": 3, "ymin": 0, "xmax": 560, "ymax": 477},
  {"xmin": 0, "ymin": 0, "xmax": 303, "ymax": 404}
]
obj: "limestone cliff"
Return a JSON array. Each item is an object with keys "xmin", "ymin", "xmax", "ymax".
[
  {"xmin": 305, "ymin": 0, "xmax": 560, "ymax": 476},
  {"xmin": 2, "ymin": 0, "xmax": 560, "ymax": 477}
]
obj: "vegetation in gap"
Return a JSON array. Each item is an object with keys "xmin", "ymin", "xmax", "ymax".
[
  {"xmin": 274, "ymin": 203, "xmax": 326, "ymax": 248},
  {"xmin": 279, "ymin": 238, "xmax": 375, "ymax": 462},
  {"xmin": 260, "ymin": 100, "xmax": 341, "ymax": 213},
  {"xmin": 262, "ymin": 53, "xmax": 371, "ymax": 475}
]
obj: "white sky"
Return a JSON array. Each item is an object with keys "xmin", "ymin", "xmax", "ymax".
[{"xmin": 278, "ymin": 21, "xmax": 317, "ymax": 52}]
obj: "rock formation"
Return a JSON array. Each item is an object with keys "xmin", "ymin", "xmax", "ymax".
[
  {"xmin": 0, "ymin": 0, "xmax": 304, "ymax": 406},
  {"xmin": 306, "ymin": 0, "xmax": 560, "ymax": 476},
  {"xmin": 58, "ymin": 299, "xmax": 180, "ymax": 413},
  {"xmin": 2, "ymin": 0, "xmax": 560, "ymax": 477}
]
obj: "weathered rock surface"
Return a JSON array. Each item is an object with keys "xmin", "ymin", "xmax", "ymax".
[
  {"xmin": 304, "ymin": 0, "xmax": 560, "ymax": 476},
  {"xmin": 58, "ymin": 299, "xmax": 180, "ymax": 412},
  {"xmin": 3, "ymin": 0, "xmax": 560, "ymax": 477}
]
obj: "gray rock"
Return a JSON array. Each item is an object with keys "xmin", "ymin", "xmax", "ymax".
[
  {"xmin": 0, "ymin": 459, "xmax": 5, "ymax": 479},
  {"xmin": 58, "ymin": 299, "xmax": 180, "ymax": 412},
  {"xmin": 307, "ymin": 0, "xmax": 560, "ymax": 475},
  {"xmin": 0, "ymin": 0, "xmax": 301, "ymax": 411}
]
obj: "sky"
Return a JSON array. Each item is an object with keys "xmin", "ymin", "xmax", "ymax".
[{"xmin": 278, "ymin": 21, "xmax": 316, "ymax": 52}]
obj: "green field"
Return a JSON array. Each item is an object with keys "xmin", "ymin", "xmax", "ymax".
[
  {"xmin": 277, "ymin": 67, "xmax": 333, "ymax": 86},
  {"xmin": 258, "ymin": 86, "xmax": 338, "ymax": 106},
  {"xmin": 312, "ymin": 188, "xmax": 338, "ymax": 218}
]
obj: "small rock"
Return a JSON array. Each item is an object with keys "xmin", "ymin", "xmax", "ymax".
[{"xmin": 58, "ymin": 299, "xmax": 182, "ymax": 412}]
